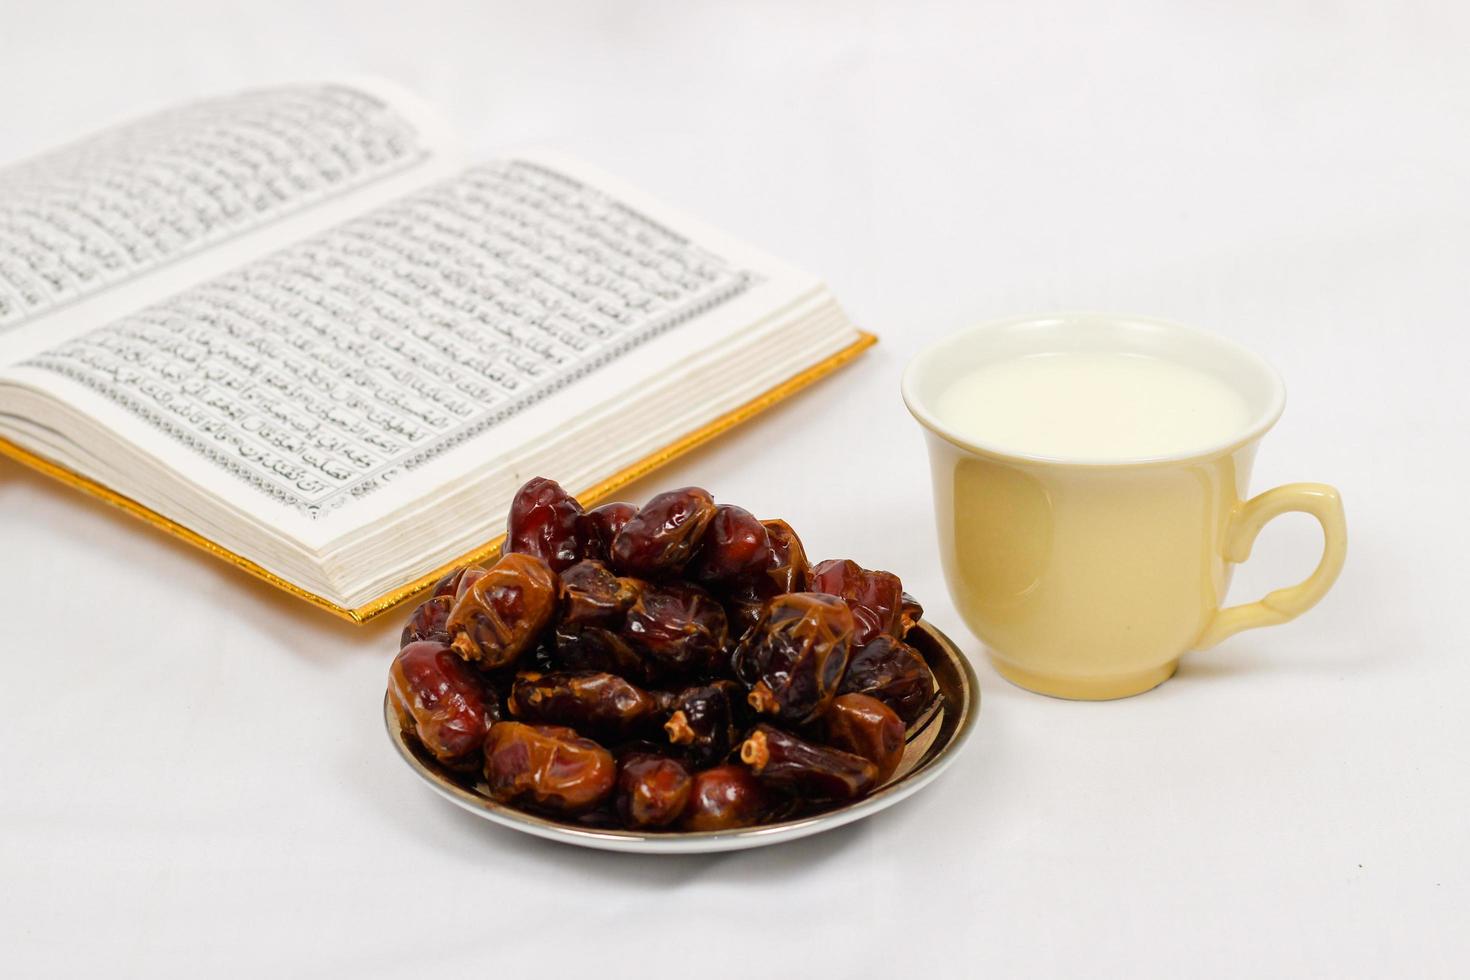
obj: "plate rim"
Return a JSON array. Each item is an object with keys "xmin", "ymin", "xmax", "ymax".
[{"xmin": 385, "ymin": 620, "xmax": 980, "ymax": 852}]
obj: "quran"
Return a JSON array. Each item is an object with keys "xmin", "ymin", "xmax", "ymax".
[{"xmin": 0, "ymin": 80, "xmax": 871, "ymax": 622}]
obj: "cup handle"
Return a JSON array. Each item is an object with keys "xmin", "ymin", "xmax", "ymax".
[{"xmin": 1194, "ymin": 483, "xmax": 1348, "ymax": 650}]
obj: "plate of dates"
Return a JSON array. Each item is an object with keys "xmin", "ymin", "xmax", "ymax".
[{"xmin": 385, "ymin": 478, "xmax": 979, "ymax": 853}]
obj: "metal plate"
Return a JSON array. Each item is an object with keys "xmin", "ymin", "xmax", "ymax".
[{"xmin": 385, "ymin": 620, "xmax": 979, "ymax": 853}]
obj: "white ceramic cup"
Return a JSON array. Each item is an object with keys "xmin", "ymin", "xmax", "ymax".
[{"xmin": 903, "ymin": 313, "xmax": 1348, "ymax": 700}]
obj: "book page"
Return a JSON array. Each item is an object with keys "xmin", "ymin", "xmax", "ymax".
[
  {"xmin": 0, "ymin": 153, "xmax": 830, "ymax": 552},
  {"xmin": 0, "ymin": 79, "xmax": 463, "ymax": 362}
]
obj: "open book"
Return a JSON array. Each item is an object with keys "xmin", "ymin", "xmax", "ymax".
[{"xmin": 0, "ymin": 80, "xmax": 871, "ymax": 622}]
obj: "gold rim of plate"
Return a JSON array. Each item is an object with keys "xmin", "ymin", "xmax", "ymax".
[{"xmin": 384, "ymin": 619, "xmax": 979, "ymax": 850}]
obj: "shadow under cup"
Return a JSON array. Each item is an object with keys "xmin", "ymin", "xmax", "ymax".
[{"xmin": 902, "ymin": 313, "xmax": 1345, "ymax": 701}]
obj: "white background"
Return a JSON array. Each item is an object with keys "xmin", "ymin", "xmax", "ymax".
[{"xmin": 2, "ymin": 2, "xmax": 1465, "ymax": 976}]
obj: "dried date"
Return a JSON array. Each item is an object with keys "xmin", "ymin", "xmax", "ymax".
[
  {"xmin": 429, "ymin": 565, "xmax": 483, "ymax": 600},
  {"xmin": 389, "ymin": 640, "xmax": 497, "ymax": 767},
  {"xmin": 448, "ymin": 552, "xmax": 560, "ymax": 668},
  {"xmin": 483, "ymin": 722, "xmax": 616, "ymax": 814},
  {"xmin": 579, "ymin": 501, "xmax": 639, "ymax": 562},
  {"xmin": 623, "ymin": 581, "xmax": 729, "ymax": 676},
  {"xmin": 505, "ymin": 477, "xmax": 585, "ymax": 572},
  {"xmin": 550, "ymin": 559, "xmax": 649, "ymax": 679},
  {"xmin": 731, "ymin": 592, "xmax": 854, "ymax": 725},
  {"xmin": 761, "ymin": 519, "xmax": 809, "ymax": 594},
  {"xmin": 616, "ymin": 753, "xmax": 694, "ymax": 828},
  {"xmin": 551, "ymin": 625, "xmax": 653, "ymax": 683},
  {"xmin": 454, "ymin": 567, "xmax": 489, "ymax": 602},
  {"xmin": 838, "ymin": 635, "xmax": 936, "ymax": 724},
  {"xmin": 679, "ymin": 765, "xmax": 768, "ymax": 831},
  {"xmin": 739, "ymin": 723, "xmax": 878, "ymax": 801},
  {"xmin": 822, "ymin": 693, "xmax": 905, "ymax": 782},
  {"xmin": 663, "ymin": 680, "xmax": 745, "ymax": 767},
  {"xmin": 689, "ymin": 504, "xmax": 771, "ymax": 586},
  {"xmin": 508, "ymin": 671, "xmax": 668, "ymax": 736},
  {"xmin": 560, "ymin": 559, "xmax": 641, "ymax": 627},
  {"xmin": 723, "ymin": 518, "xmax": 810, "ymax": 637},
  {"xmin": 723, "ymin": 590, "xmax": 768, "ymax": 641},
  {"xmin": 898, "ymin": 592, "xmax": 924, "ymax": 635},
  {"xmin": 809, "ymin": 558, "xmax": 905, "ymax": 647},
  {"xmin": 609, "ymin": 487, "xmax": 717, "ymax": 577},
  {"xmin": 400, "ymin": 595, "xmax": 453, "ymax": 647}
]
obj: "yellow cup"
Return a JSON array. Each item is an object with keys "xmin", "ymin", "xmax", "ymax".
[{"xmin": 902, "ymin": 314, "xmax": 1347, "ymax": 700}]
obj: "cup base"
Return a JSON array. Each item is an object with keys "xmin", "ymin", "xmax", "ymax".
[{"xmin": 988, "ymin": 655, "xmax": 1178, "ymax": 701}]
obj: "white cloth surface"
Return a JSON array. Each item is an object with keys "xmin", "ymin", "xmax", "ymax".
[{"xmin": 1, "ymin": 2, "xmax": 1465, "ymax": 977}]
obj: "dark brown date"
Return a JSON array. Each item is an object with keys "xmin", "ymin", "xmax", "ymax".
[
  {"xmin": 899, "ymin": 592, "xmax": 924, "ymax": 635},
  {"xmin": 663, "ymin": 680, "xmax": 744, "ymax": 767},
  {"xmin": 723, "ymin": 518, "xmax": 811, "ymax": 637},
  {"xmin": 822, "ymin": 693, "xmax": 905, "ymax": 783},
  {"xmin": 723, "ymin": 591, "xmax": 769, "ymax": 642},
  {"xmin": 508, "ymin": 671, "xmax": 668, "ymax": 736},
  {"xmin": 389, "ymin": 641, "xmax": 495, "ymax": 767},
  {"xmin": 429, "ymin": 565, "xmax": 483, "ymax": 600},
  {"xmin": 483, "ymin": 722, "xmax": 616, "ymax": 814},
  {"xmin": 609, "ymin": 486, "xmax": 717, "ymax": 577},
  {"xmin": 579, "ymin": 501, "xmax": 639, "ymax": 562},
  {"xmin": 448, "ymin": 552, "xmax": 560, "ymax": 668},
  {"xmin": 689, "ymin": 504, "xmax": 771, "ymax": 586},
  {"xmin": 761, "ymin": 519, "xmax": 809, "ymax": 593},
  {"xmin": 551, "ymin": 625, "xmax": 653, "ymax": 683},
  {"xmin": 623, "ymin": 582, "xmax": 729, "ymax": 676},
  {"xmin": 560, "ymin": 559, "xmax": 641, "ymax": 627},
  {"xmin": 616, "ymin": 753, "xmax": 693, "ymax": 829},
  {"xmin": 400, "ymin": 595, "xmax": 453, "ymax": 647},
  {"xmin": 740, "ymin": 723, "xmax": 878, "ymax": 801},
  {"xmin": 455, "ymin": 567, "xmax": 489, "ymax": 602},
  {"xmin": 552, "ymin": 560, "xmax": 647, "ymax": 679},
  {"xmin": 731, "ymin": 592, "xmax": 854, "ymax": 725},
  {"xmin": 679, "ymin": 765, "xmax": 768, "ymax": 831},
  {"xmin": 809, "ymin": 558, "xmax": 905, "ymax": 647},
  {"xmin": 505, "ymin": 477, "xmax": 585, "ymax": 572},
  {"xmin": 838, "ymin": 634, "xmax": 937, "ymax": 724}
]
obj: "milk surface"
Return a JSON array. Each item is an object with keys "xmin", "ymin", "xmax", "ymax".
[{"xmin": 934, "ymin": 352, "xmax": 1254, "ymax": 461}]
